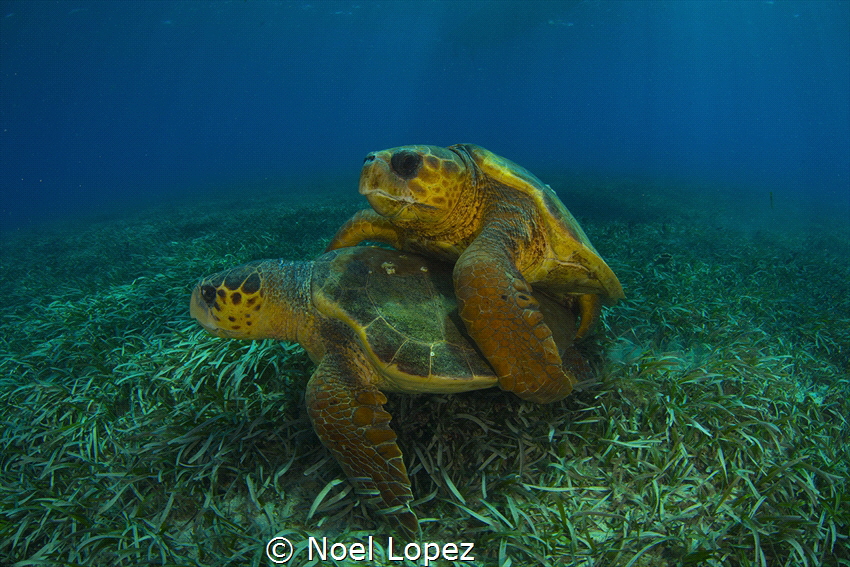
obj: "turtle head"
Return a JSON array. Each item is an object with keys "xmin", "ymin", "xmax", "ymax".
[
  {"xmin": 358, "ymin": 145, "xmax": 474, "ymax": 227},
  {"xmin": 191, "ymin": 260, "xmax": 290, "ymax": 340}
]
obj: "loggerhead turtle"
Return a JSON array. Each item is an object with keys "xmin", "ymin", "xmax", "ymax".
[
  {"xmin": 327, "ymin": 144, "xmax": 623, "ymax": 404},
  {"xmin": 190, "ymin": 246, "xmax": 589, "ymax": 536}
]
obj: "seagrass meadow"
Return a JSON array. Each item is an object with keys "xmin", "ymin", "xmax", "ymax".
[{"xmin": 1, "ymin": 178, "xmax": 848, "ymax": 567}]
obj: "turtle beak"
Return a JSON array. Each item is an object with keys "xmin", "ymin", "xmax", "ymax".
[
  {"xmin": 190, "ymin": 286, "xmax": 216, "ymax": 331},
  {"xmin": 190, "ymin": 286, "xmax": 235, "ymax": 338},
  {"xmin": 360, "ymin": 151, "xmax": 444, "ymax": 221},
  {"xmin": 359, "ymin": 152, "xmax": 414, "ymax": 217}
]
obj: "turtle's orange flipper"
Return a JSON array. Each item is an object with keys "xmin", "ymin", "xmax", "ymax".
[
  {"xmin": 575, "ymin": 293, "xmax": 602, "ymax": 340},
  {"xmin": 453, "ymin": 239, "xmax": 576, "ymax": 404},
  {"xmin": 305, "ymin": 350, "xmax": 418, "ymax": 537},
  {"xmin": 326, "ymin": 209, "xmax": 404, "ymax": 252}
]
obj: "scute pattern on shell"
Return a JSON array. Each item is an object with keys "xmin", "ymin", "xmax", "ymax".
[{"xmin": 314, "ymin": 248, "xmax": 492, "ymax": 383}]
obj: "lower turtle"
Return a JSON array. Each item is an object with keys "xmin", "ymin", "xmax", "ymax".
[
  {"xmin": 190, "ymin": 246, "xmax": 590, "ymax": 536},
  {"xmin": 327, "ymin": 144, "xmax": 623, "ymax": 405}
]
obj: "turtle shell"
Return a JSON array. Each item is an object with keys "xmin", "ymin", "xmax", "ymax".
[
  {"xmin": 310, "ymin": 247, "xmax": 576, "ymax": 394},
  {"xmin": 456, "ymin": 144, "xmax": 624, "ymax": 304},
  {"xmin": 311, "ymin": 247, "xmax": 496, "ymax": 393}
]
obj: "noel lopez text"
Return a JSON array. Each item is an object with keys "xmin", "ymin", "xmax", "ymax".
[{"xmin": 264, "ymin": 535, "xmax": 475, "ymax": 564}]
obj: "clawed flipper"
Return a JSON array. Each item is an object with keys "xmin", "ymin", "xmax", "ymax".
[
  {"xmin": 454, "ymin": 241, "xmax": 576, "ymax": 404},
  {"xmin": 305, "ymin": 350, "xmax": 418, "ymax": 537}
]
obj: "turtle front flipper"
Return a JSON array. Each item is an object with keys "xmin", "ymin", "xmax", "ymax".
[
  {"xmin": 326, "ymin": 209, "xmax": 404, "ymax": 252},
  {"xmin": 453, "ymin": 232, "xmax": 576, "ymax": 404},
  {"xmin": 305, "ymin": 348, "xmax": 418, "ymax": 537}
]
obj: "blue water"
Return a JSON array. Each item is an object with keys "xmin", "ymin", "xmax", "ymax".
[{"xmin": 1, "ymin": 0, "xmax": 848, "ymax": 230}]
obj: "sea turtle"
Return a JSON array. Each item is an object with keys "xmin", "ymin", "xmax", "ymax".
[
  {"xmin": 190, "ymin": 246, "xmax": 589, "ymax": 536},
  {"xmin": 327, "ymin": 144, "xmax": 623, "ymax": 404}
]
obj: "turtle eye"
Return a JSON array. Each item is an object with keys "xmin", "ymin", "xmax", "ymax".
[
  {"xmin": 201, "ymin": 285, "xmax": 217, "ymax": 305},
  {"xmin": 390, "ymin": 150, "xmax": 422, "ymax": 179}
]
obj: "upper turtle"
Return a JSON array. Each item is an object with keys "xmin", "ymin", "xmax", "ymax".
[
  {"xmin": 327, "ymin": 144, "xmax": 623, "ymax": 404},
  {"xmin": 191, "ymin": 247, "xmax": 587, "ymax": 536}
]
